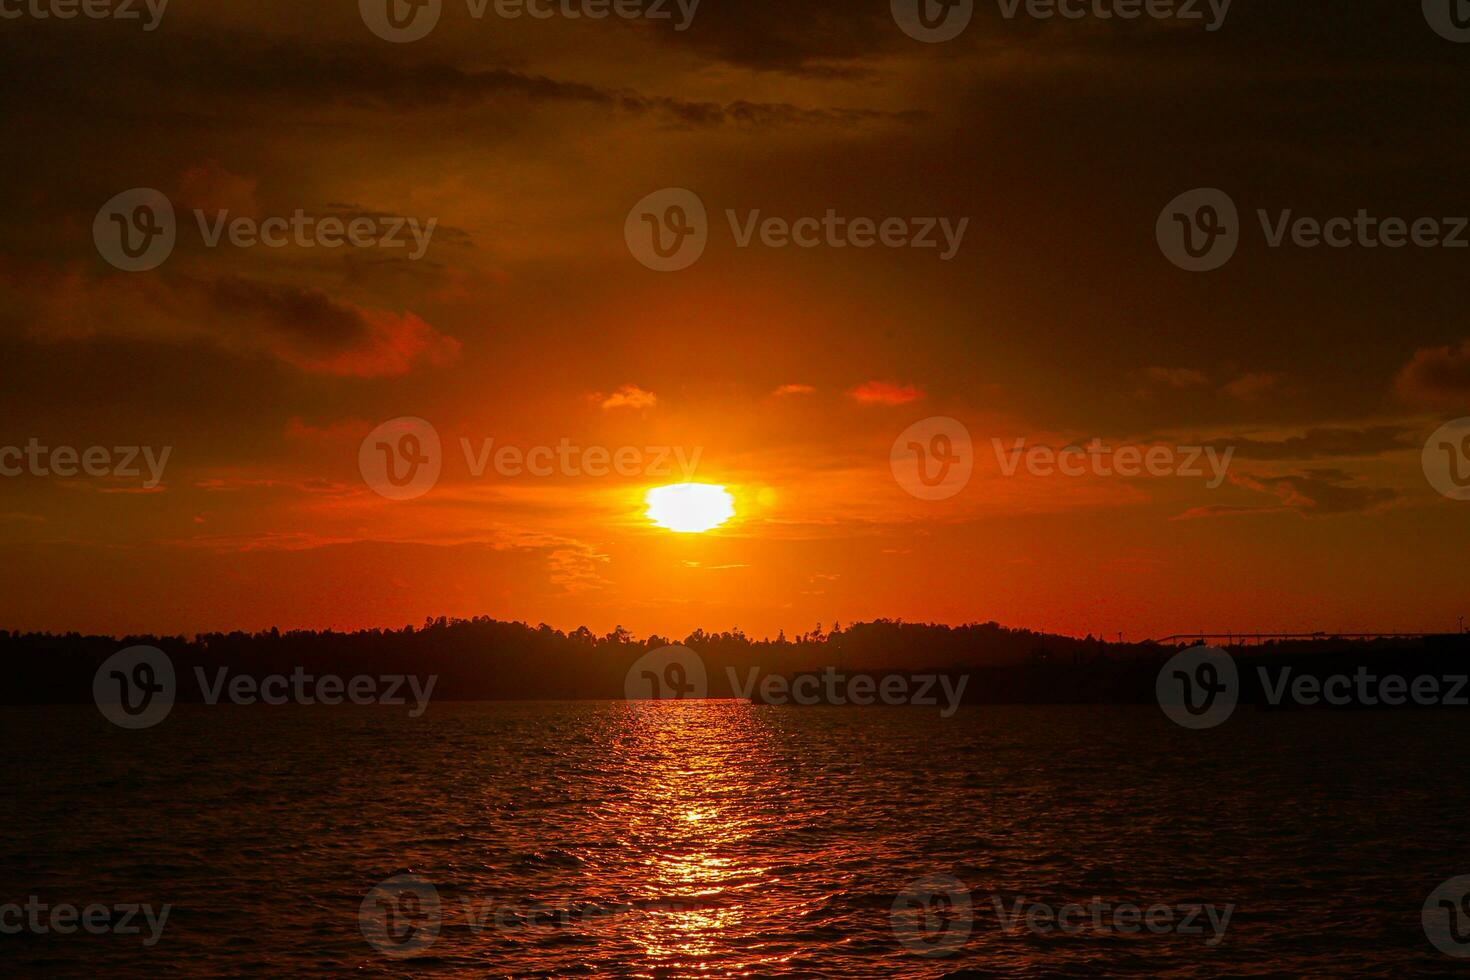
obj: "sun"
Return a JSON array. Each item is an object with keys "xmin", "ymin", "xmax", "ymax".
[{"xmin": 645, "ymin": 484, "xmax": 735, "ymax": 534}]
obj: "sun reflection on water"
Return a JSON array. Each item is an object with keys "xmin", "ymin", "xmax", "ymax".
[{"xmin": 610, "ymin": 701, "xmax": 781, "ymax": 974}]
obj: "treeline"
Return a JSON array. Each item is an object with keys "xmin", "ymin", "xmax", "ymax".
[
  {"xmin": 4, "ymin": 617, "xmax": 1464, "ymax": 704},
  {"xmin": 1, "ymin": 617, "xmax": 1149, "ymax": 703}
]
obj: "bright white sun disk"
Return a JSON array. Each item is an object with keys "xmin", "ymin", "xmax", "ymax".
[{"xmin": 645, "ymin": 483, "xmax": 735, "ymax": 533}]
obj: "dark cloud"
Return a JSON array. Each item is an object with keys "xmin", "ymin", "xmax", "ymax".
[
  {"xmin": 1201, "ymin": 425, "xmax": 1418, "ymax": 461},
  {"xmin": 0, "ymin": 27, "xmax": 915, "ymax": 129},
  {"xmin": 1396, "ymin": 339, "xmax": 1470, "ymax": 411},
  {"xmin": 1177, "ymin": 467, "xmax": 1398, "ymax": 519},
  {"xmin": 5, "ymin": 267, "xmax": 459, "ymax": 378}
]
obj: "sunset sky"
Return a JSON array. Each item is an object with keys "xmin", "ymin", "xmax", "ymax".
[{"xmin": 1, "ymin": 0, "xmax": 1467, "ymax": 640}]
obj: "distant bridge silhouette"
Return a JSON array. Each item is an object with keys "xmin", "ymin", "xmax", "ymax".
[{"xmin": 1150, "ymin": 632, "xmax": 1447, "ymax": 645}]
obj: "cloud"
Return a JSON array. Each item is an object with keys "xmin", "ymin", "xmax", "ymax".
[
  {"xmin": 178, "ymin": 161, "xmax": 261, "ymax": 216},
  {"xmin": 1223, "ymin": 372, "xmax": 1281, "ymax": 401},
  {"xmin": 599, "ymin": 384, "xmax": 658, "ymax": 412},
  {"xmin": 848, "ymin": 381, "xmax": 923, "ymax": 406},
  {"xmin": 1139, "ymin": 366, "xmax": 1209, "ymax": 388},
  {"xmin": 205, "ymin": 278, "xmax": 460, "ymax": 377},
  {"xmin": 1176, "ymin": 468, "xmax": 1398, "ymax": 520},
  {"xmin": 12, "ymin": 269, "xmax": 459, "ymax": 378},
  {"xmin": 773, "ymin": 383, "xmax": 816, "ymax": 396},
  {"xmin": 0, "ymin": 29, "xmax": 918, "ymax": 132},
  {"xmin": 1135, "ymin": 367, "xmax": 1280, "ymax": 401},
  {"xmin": 1396, "ymin": 340, "xmax": 1470, "ymax": 411},
  {"xmin": 1199, "ymin": 425, "xmax": 1417, "ymax": 461}
]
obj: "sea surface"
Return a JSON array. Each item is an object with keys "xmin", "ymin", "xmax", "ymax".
[{"xmin": 3, "ymin": 702, "xmax": 1469, "ymax": 977}]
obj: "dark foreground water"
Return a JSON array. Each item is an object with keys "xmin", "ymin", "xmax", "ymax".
[{"xmin": 3, "ymin": 702, "xmax": 1469, "ymax": 977}]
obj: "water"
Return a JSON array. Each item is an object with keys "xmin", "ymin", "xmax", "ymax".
[{"xmin": 3, "ymin": 702, "xmax": 1468, "ymax": 976}]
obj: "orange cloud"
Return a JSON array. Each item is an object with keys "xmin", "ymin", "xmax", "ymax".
[
  {"xmin": 848, "ymin": 381, "xmax": 923, "ymax": 406},
  {"xmin": 599, "ymin": 385, "xmax": 658, "ymax": 412},
  {"xmin": 774, "ymin": 383, "xmax": 816, "ymax": 396}
]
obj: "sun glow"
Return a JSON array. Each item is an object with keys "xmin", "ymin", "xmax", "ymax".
[{"xmin": 645, "ymin": 484, "xmax": 735, "ymax": 534}]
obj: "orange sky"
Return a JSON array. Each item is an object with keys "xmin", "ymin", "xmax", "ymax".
[{"xmin": 0, "ymin": 1, "xmax": 1466, "ymax": 640}]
